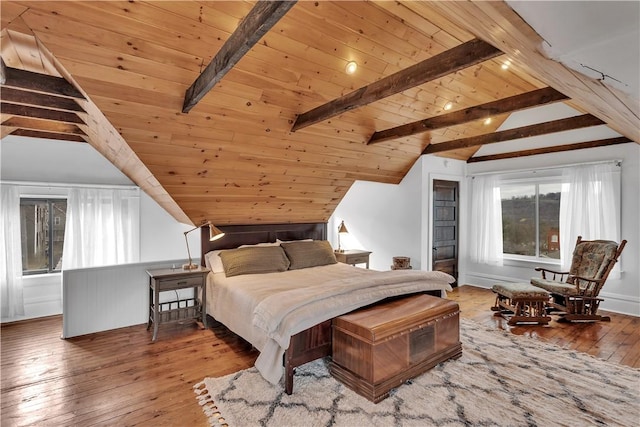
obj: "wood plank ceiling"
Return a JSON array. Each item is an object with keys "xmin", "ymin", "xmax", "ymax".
[{"xmin": 1, "ymin": 1, "xmax": 638, "ymax": 226}]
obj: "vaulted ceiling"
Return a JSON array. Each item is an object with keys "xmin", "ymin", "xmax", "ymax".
[{"xmin": 1, "ymin": 1, "xmax": 638, "ymax": 226}]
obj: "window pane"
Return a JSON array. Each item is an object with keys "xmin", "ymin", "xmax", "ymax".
[
  {"xmin": 501, "ymin": 185, "xmax": 536, "ymax": 256},
  {"xmin": 20, "ymin": 199, "xmax": 67, "ymax": 274},
  {"xmin": 51, "ymin": 201, "xmax": 67, "ymax": 271},
  {"xmin": 20, "ymin": 200, "xmax": 50, "ymax": 272},
  {"xmin": 538, "ymin": 183, "xmax": 561, "ymax": 259}
]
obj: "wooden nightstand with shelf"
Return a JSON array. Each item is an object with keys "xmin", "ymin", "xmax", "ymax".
[
  {"xmin": 334, "ymin": 249, "xmax": 372, "ymax": 269},
  {"xmin": 146, "ymin": 266, "xmax": 210, "ymax": 341}
]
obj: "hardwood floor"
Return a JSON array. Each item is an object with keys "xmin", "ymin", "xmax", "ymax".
[{"xmin": 2, "ymin": 285, "xmax": 638, "ymax": 426}]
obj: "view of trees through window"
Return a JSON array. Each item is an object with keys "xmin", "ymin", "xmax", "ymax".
[
  {"xmin": 501, "ymin": 183, "xmax": 561, "ymax": 260},
  {"xmin": 20, "ymin": 199, "xmax": 67, "ymax": 274}
]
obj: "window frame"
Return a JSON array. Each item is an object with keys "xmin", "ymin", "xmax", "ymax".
[
  {"xmin": 499, "ymin": 175, "xmax": 562, "ymax": 265},
  {"xmin": 20, "ymin": 197, "xmax": 67, "ymax": 276}
]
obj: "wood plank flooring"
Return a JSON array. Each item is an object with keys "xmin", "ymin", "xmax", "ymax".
[{"xmin": 2, "ymin": 285, "xmax": 638, "ymax": 426}]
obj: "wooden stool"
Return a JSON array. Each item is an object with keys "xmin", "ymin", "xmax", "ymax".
[{"xmin": 491, "ymin": 283, "xmax": 551, "ymax": 325}]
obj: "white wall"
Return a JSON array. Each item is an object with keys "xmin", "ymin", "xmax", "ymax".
[
  {"xmin": 329, "ymin": 156, "xmax": 466, "ymax": 271},
  {"xmin": 330, "ymin": 162, "xmax": 422, "ymax": 270},
  {"xmin": 1, "ymin": 136, "xmax": 199, "ymax": 322},
  {"xmin": 331, "ymin": 143, "xmax": 639, "ymax": 316}
]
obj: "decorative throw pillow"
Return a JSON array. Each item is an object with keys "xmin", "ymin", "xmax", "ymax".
[
  {"xmin": 219, "ymin": 246, "xmax": 290, "ymax": 277},
  {"xmin": 281, "ymin": 240, "xmax": 337, "ymax": 270}
]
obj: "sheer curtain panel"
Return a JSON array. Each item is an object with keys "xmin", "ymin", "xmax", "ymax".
[
  {"xmin": 62, "ymin": 188, "xmax": 140, "ymax": 269},
  {"xmin": 1, "ymin": 185, "xmax": 25, "ymax": 318},
  {"xmin": 559, "ymin": 162, "xmax": 621, "ymax": 275},
  {"xmin": 469, "ymin": 175, "xmax": 504, "ymax": 266}
]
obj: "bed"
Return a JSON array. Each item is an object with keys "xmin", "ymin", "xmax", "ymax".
[{"xmin": 200, "ymin": 223, "xmax": 455, "ymax": 393}]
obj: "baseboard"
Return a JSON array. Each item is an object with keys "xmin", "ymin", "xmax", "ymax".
[
  {"xmin": 462, "ymin": 272, "xmax": 523, "ymax": 288},
  {"xmin": 599, "ymin": 291, "xmax": 640, "ymax": 316}
]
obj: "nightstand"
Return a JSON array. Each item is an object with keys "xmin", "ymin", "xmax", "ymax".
[
  {"xmin": 335, "ymin": 249, "xmax": 372, "ymax": 269},
  {"xmin": 146, "ymin": 266, "xmax": 210, "ymax": 341}
]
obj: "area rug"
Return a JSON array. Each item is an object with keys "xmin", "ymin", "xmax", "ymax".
[{"xmin": 194, "ymin": 319, "xmax": 639, "ymax": 426}]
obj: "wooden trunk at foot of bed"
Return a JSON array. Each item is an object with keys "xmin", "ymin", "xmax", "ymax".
[{"xmin": 283, "ymin": 289, "xmax": 443, "ymax": 395}]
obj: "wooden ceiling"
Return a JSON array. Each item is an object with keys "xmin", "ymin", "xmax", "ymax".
[{"xmin": 1, "ymin": 1, "xmax": 638, "ymax": 226}]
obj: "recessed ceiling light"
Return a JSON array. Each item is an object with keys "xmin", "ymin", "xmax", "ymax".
[
  {"xmin": 501, "ymin": 60, "xmax": 511, "ymax": 70},
  {"xmin": 484, "ymin": 117, "xmax": 492, "ymax": 125},
  {"xmin": 443, "ymin": 102, "xmax": 453, "ymax": 111},
  {"xmin": 345, "ymin": 61, "xmax": 358, "ymax": 75}
]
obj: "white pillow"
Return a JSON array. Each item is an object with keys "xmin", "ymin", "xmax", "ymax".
[{"xmin": 204, "ymin": 250, "xmax": 225, "ymax": 273}]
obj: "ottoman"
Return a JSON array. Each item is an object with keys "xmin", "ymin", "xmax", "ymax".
[{"xmin": 491, "ymin": 282, "xmax": 551, "ymax": 325}]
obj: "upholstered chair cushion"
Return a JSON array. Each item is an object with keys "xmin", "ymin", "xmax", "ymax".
[
  {"xmin": 570, "ymin": 240, "xmax": 618, "ymax": 281},
  {"xmin": 530, "ymin": 278, "xmax": 580, "ymax": 296}
]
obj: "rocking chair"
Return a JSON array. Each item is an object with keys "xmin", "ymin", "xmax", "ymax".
[{"xmin": 531, "ymin": 236, "xmax": 626, "ymax": 322}]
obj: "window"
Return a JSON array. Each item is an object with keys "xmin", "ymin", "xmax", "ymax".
[
  {"xmin": 19, "ymin": 198, "xmax": 67, "ymax": 274},
  {"xmin": 500, "ymin": 181, "xmax": 561, "ymax": 261}
]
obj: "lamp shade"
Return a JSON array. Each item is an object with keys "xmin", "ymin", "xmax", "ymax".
[{"xmin": 209, "ymin": 224, "xmax": 225, "ymax": 241}]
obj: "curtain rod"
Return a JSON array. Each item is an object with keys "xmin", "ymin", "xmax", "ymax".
[
  {"xmin": 468, "ymin": 159, "xmax": 622, "ymax": 178},
  {"xmin": 0, "ymin": 180, "xmax": 139, "ymax": 190}
]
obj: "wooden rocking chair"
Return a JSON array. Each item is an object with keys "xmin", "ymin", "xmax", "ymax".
[{"xmin": 531, "ymin": 236, "xmax": 626, "ymax": 322}]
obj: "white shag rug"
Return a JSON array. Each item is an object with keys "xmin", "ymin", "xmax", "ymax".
[{"xmin": 194, "ymin": 319, "xmax": 639, "ymax": 426}]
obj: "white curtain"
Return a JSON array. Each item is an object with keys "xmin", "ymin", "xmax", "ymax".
[
  {"xmin": 559, "ymin": 162, "xmax": 621, "ymax": 275},
  {"xmin": 1, "ymin": 185, "xmax": 25, "ymax": 318},
  {"xmin": 469, "ymin": 175, "xmax": 503, "ymax": 266},
  {"xmin": 62, "ymin": 188, "xmax": 140, "ymax": 269}
]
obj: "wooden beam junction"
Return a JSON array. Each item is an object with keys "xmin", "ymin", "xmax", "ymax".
[
  {"xmin": 1, "ymin": 63, "xmax": 85, "ymax": 99},
  {"xmin": 1, "ymin": 87, "xmax": 85, "ymax": 112},
  {"xmin": 1, "ymin": 102, "xmax": 84, "ymax": 124}
]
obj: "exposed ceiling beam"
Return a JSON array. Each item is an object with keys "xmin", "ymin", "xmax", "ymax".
[
  {"xmin": 467, "ymin": 136, "xmax": 632, "ymax": 162},
  {"xmin": 1, "ymin": 102, "xmax": 84, "ymax": 124},
  {"xmin": 1, "ymin": 86, "xmax": 84, "ymax": 112},
  {"xmin": 9, "ymin": 128, "xmax": 87, "ymax": 142},
  {"xmin": 422, "ymin": 114, "xmax": 604, "ymax": 155},
  {"xmin": 291, "ymin": 38, "xmax": 502, "ymax": 132},
  {"xmin": 182, "ymin": 0, "xmax": 297, "ymax": 113},
  {"xmin": 367, "ymin": 87, "xmax": 568, "ymax": 145},
  {"xmin": 2, "ymin": 115, "xmax": 86, "ymax": 135},
  {"xmin": 1, "ymin": 61, "xmax": 85, "ymax": 99}
]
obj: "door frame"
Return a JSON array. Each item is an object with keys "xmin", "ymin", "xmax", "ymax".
[{"xmin": 423, "ymin": 173, "xmax": 465, "ymax": 280}]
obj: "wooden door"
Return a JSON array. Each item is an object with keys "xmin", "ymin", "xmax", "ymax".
[{"xmin": 432, "ymin": 180, "xmax": 458, "ymax": 286}]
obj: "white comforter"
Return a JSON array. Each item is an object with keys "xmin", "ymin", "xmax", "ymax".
[{"xmin": 206, "ymin": 263, "xmax": 454, "ymax": 385}]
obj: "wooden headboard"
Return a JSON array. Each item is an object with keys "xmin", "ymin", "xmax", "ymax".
[{"xmin": 200, "ymin": 223, "xmax": 328, "ymax": 266}]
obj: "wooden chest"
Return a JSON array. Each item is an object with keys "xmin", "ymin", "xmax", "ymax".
[{"xmin": 330, "ymin": 294, "xmax": 462, "ymax": 403}]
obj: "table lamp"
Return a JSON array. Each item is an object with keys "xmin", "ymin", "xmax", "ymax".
[
  {"xmin": 183, "ymin": 222, "xmax": 225, "ymax": 270},
  {"xmin": 336, "ymin": 220, "xmax": 349, "ymax": 253}
]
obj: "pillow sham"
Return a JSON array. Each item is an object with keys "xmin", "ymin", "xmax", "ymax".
[
  {"xmin": 204, "ymin": 250, "xmax": 225, "ymax": 273},
  {"xmin": 205, "ymin": 243, "xmax": 280, "ymax": 273},
  {"xmin": 219, "ymin": 246, "xmax": 290, "ymax": 277},
  {"xmin": 280, "ymin": 240, "xmax": 337, "ymax": 270}
]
